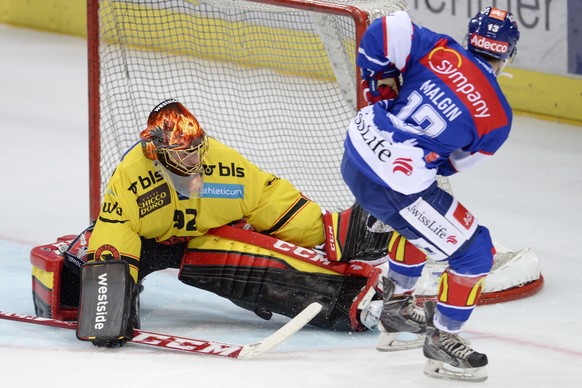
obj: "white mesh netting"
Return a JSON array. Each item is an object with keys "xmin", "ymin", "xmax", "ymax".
[{"xmin": 95, "ymin": 0, "xmax": 408, "ymax": 211}]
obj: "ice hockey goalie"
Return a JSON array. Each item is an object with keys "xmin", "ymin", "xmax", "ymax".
[{"xmin": 30, "ymin": 203, "xmax": 394, "ymax": 333}]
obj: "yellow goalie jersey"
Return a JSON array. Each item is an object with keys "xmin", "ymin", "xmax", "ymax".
[{"xmin": 88, "ymin": 137, "xmax": 324, "ymax": 282}]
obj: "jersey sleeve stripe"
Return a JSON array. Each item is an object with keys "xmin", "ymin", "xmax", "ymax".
[
  {"xmin": 384, "ymin": 10, "xmax": 414, "ymax": 70},
  {"xmin": 261, "ymin": 197, "xmax": 310, "ymax": 235}
]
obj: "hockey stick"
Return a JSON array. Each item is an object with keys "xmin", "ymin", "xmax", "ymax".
[{"xmin": 0, "ymin": 302, "xmax": 322, "ymax": 359}]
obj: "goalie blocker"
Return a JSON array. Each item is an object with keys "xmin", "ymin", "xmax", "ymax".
[{"xmin": 76, "ymin": 260, "xmax": 140, "ymax": 347}]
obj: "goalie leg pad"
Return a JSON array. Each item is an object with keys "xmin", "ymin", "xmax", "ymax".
[
  {"xmin": 179, "ymin": 235, "xmax": 371, "ymax": 330},
  {"xmin": 76, "ymin": 260, "xmax": 136, "ymax": 345},
  {"xmin": 30, "ymin": 223, "xmax": 94, "ymax": 321},
  {"xmin": 31, "ymin": 236, "xmax": 81, "ymax": 321},
  {"xmin": 181, "ymin": 263, "xmax": 368, "ymax": 331}
]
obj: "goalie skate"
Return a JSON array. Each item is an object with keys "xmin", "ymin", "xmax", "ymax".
[{"xmin": 422, "ymin": 301, "xmax": 488, "ymax": 382}]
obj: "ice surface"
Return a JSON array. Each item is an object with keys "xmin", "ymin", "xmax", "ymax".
[{"xmin": 1, "ymin": 25, "xmax": 581, "ymax": 387}]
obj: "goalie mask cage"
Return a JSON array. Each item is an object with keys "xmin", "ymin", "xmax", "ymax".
[{"xmin": 87, "ymin": 0, "xmax": 409, "ymax": 219}]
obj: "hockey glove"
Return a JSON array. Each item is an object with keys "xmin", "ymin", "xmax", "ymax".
[
  {"xmin": 361, "ymin": 67, "xmax": 401, "ymax": 104},
  {"xmin": 76, "ymin": 260, "xmax": 140, "ymax": 348}
]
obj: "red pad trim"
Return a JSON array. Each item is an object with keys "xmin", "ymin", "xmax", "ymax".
[
  {"xmin": 348, "ymin": 265, "xmax": 382, "ymax": 330},
  {"xmin": 209, "ymin": 225, "xmax": 349, "ymax": 274},
  {"xmin": 336, "ymin": 208, "xmax": 352, "ymax": 257},
  {"xmin": 322, "ymin": 211, "xmax": 339, "ymax": 261},
  {"xmin": 32, "ymin": 277, "xmax": 53, "ymax": 305},
  {"xmin": 30, "ymin": 242, "xmax": 75, "ymax": 321},
  {"xmin": 183, "ymin": 250, "xmax": 289, "ymax": 270},
  {"xmin": 30, "ymin": 245, "xmax": 64, "ymax": 272},
  {"xmin": 210, "ymin": 225, "xmax": 379, "ymax": 279}
]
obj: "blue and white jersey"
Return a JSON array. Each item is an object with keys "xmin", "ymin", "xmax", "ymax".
[{"xmin": 344, "ymin": 11, "xmax": 513, "ymax": 195}]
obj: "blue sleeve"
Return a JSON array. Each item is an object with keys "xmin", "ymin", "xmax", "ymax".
[
  {"xmin": 356, "ymin": 17, "xmax": 391, "ymax": 72},
  {"xmin": 436, "ymin": 160, "xmax": 458, "ymax": 176}
]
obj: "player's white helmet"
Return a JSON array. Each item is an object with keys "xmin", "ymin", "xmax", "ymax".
[
  {"xmin": 465, "ymin": 7, "xmax": 520, "ymax": 63},
  {"xmin": 141, "ymin": 99, "xmax": 209, "ymax": 197}
]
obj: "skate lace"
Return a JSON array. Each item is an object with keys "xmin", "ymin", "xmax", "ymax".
[
  {"xmin": 406, "ymin": 298, "xmax": 426, "ymax": 323},
  {"xmin": 440, "ymin": 333, "xmax": 474, "ymax": 359}
]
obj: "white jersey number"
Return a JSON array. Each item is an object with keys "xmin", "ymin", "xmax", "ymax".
[{"xmin": 395, "ymin": 91, "xmax": 446, "ymax": 138}]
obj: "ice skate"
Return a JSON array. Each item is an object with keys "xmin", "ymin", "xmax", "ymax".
[
  {"xmin": 376, "ymin": 278, "xmax": 426, "ymax": 351},
  {"xmin": 422, "ymin": 300, "xmax": 488, "ymax": 382}
]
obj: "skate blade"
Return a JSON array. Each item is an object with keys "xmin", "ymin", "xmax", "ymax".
[
  {"xmin": 376, "ymin": 330, "xmax": 424, "ymax": 352},
  {"xmin": 424, "ymin": 359, "xmax": 488, "ymax": 382}
]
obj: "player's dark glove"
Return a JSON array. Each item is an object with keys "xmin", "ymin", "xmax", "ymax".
[{"xmin": 361, "ymin": 67, "xmax": 401, "ymax": 104}]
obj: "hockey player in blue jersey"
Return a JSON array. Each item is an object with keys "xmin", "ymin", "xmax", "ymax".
[{"xmin": 341, "ymin": 7, "xmax": 520, "ymax": 382}]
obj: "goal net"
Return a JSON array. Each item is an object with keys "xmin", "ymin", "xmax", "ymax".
[
  {"xmin": 87, "ymin": 0, "xmax": 542, "ymax": 303},
  {"xmin": 88, "ymin": 0, "xmax": 408, "ymax": 218}
]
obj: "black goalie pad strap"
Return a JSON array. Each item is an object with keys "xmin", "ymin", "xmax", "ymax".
[{"xmin": 76, "ymin": 260, "xmax": 133, "ymax": 342}]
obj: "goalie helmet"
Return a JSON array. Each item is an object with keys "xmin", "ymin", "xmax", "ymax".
[
  {"xmin": 140, "ymin": 99, "xmax": 209, "ymax": 197},
  {"xmin": 465, "ymin": 7, "xmax": 519, "ymax": 62}
]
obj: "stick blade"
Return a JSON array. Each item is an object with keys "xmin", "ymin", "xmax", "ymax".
[{"xmin": 238, "ymin": 302, "xmax": 322, "ymax": 359}]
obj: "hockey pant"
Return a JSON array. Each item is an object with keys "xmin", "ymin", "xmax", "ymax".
[{"xmin": 341, "ymin": 156, "xmax": 495, "ymax": 332}]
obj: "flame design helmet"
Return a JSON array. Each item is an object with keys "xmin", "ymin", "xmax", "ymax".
[
  {"xmin": 140, "ymin": 99, "xmax": 208, "ymax": 177},
  {"xmin": 465, "ymin": 7, "xmax": 520, "ymax": 62}
]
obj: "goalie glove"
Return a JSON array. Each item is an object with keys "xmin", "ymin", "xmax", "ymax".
[{"xmin": 361, "ymin": 67, "xmax": 401, "ymax": 104}]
